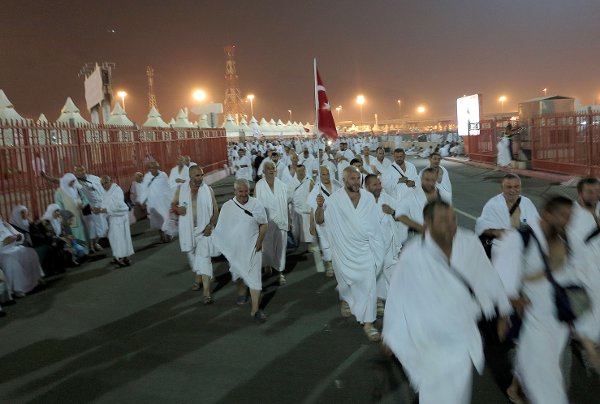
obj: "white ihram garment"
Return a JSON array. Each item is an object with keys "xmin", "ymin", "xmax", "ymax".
[
  {"xmin": 381, "ymin": 161, "xmax": 419, "ymax": 201},
  {"xmin": 213, "ymin": 197, "xmax": 268, "ymax": 290},
  {"xmin": 168, "ymin": 165, "xmax": 189, "ymax": 191},
  {"xmin": 255, "ymin": 178, "xmax": 289, "ymax": 272},
  {"xmin": 475, "ymin": 194, "xmax": 539, "ymax": 236},
  {"xmin": 288, "ymin": 177, "xmax": 314, "ymax": 243},
  {"xmin": 101, "ymin": 184, "xmax": 134, "ymax": 258},
  {"xmin": 419, "ymin": 165, "xmax": 453, "ymax": 200},
  {"xmin": 374, "ymin": 192, "xmax": 400, "ymax": 300},
  {"xmin": 307, "ymin": 180, "xmax": 342, "ymax": 262},
  {"xmin": 383, "ymin": 229, "xmax": 511, "ymax": 404},
  {"xmin": 493, "ymin": 223, "xmax": 592, "ymax": 404},
  {"xmin": 178, "ymin": 183, "xmax": 217, "ymax": 277},
  {"xmin": 140, "ymin": 171, "xmax": 174, "ymax": 234},
  {"xmin": 325, "ymin": 188, "xmax": 384, "ymax": 323}
]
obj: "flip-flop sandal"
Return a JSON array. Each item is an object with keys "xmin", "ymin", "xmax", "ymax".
[
  {"xmin": 203, "ymin": 296, "xmax": 214, "ymax": 305},
  {"xmin": 364, "ymin": 327, "xmax": 381, "ymax": 342},
  {"xmin": 191, "ymin": 282, "xmax": 202, "ymax": 291}
]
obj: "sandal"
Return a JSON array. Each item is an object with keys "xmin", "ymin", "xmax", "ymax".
[
  {"xmin": 252, "ymin": 310, "xmax": 267, "ymax": 323},
  {"xmin": 377, "ymin": 300, "xmax": 385, "ymax": 318},
  {"xmin": 364, "ymin": 327, "xmax": 381, "ymax": 342},
  {"xmin": 506, "ymin": 386, "xmax": 525, "ymax": 404},
  {"xmin": 203, "ymin": 295, "xmax": 214, "ymax": 305},
  {"xmin": 340, "ymin": 301, "xmax": 351, "ymax": 318},
  {"xmin": 191, "ymin": 282, "xmax": 202, "ymax": 291}
]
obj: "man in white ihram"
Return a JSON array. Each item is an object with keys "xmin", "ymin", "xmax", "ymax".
[
  {"xmin": 140, "ymin": 161, "xmax": 175, "ymax": 242},
  {"xmin": 475, "ymin": 173, "xmax": 539, "ymax": 258},
  {"xmin": 287, "ymin": 164, "xmax": 314, "ymax": 244},
  {"xmin": 383, "ymin": 200, "xmax": 511, "ymax": 404},
  {"xmin": 168, "ymin": 155, "xmax": 189, "ymax": 192},
  {"xmin": 381, "ymin": 148, "xmax": 419, "ymax": 201},
  {"xmin": 213, "ymin": 179, "xmax": 269, "ymax": 322},
  {"xmin": 320, "ymin": 166, "xmax": 384, "ymax": 342},
  {"xmin": 174, "ymin": 165, "xmax": 219, "ymax": 304},
  {"xmin": 97, "ymin": 176, "xmax": 134, "ymax": 267},
  {"xmin": 309, "ymin": 165, "xmax": 342, "ymax": 277},
  {"xmin": 255, "ymin": 161, "xmax": 291, "ymax": 285},
  {"xmin": 419, "ymin": 152, "xmax": 452, "ymax": 200}
]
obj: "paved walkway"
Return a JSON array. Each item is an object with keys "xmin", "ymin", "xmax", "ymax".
[{"xmin": 0, "ymin": 164, "xmax": 598, "ymax": 403}]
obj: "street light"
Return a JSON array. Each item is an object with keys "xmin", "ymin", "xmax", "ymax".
[
  {"xmin": 543, "ymin": 88, "xmax": 548, "ymax": 97},
  {"xmin": 117, "ymin": 91, "xmax": 127, "ymax": 112},
  {"xmin": 417, "ymin": 105, "xmax": 426, "ymax": 114},
  {"xmin": 288, "ymin": 109, "xmax": 292, "ymax": 121},
  {"xmin": 336, "ymin": 105, "xmax": 342, "ymax": 120},
  {"xmin": 356, "ymin": 95, "xmax": 365, "ymax": 126},
  {"xmin": 499, "ymin": 95, "xmax": 507, "ymax": 113},
  {"xmin": 247, "ymin": 94, "xmax": 255, "ymax": 117},
  {"xmin": 192, "ymin": 89, "xmax": 207, "ymax": 101},
  {"xmin": 397, "ymin": 99, "xmax": 402, "ymax": 117}
]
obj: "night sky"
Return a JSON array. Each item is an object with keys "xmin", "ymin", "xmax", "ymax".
[{"xmin": 2, "ymin": 0, "xmax": 600, "ymax": 125}]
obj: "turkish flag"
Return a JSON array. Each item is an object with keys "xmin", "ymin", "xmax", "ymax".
[{"xmin": 316, "ymin": 69, "xmax": 338, "ymax": 140}]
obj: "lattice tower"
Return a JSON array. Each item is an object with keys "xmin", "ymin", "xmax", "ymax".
[
  {"xmin": 146, "ymin": 66, "xmax": 158, "ymax": 110},
  {"xmin": 223, "ymin": 45, "xmax": 245, "ymax": 120}
]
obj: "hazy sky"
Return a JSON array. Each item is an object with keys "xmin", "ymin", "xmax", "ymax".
[{"xmin": 2, "ymin": 0, "xmax": 600, "ymax": 125}]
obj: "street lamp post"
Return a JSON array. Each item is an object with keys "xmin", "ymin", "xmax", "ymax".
[
  {"xmin": 336, "ymin": 105, "xmax": 342, "ymax": 121},
  {"xmin": 193, "ymin": 89, "xmax": 207, "ymax": 102},
  {"xmin": 499, "ymin": 95, "xmax": 507, "ymax": 113},
  {"xmin": 288, "ymin": 109, "xmax": 292, "ymax": 121},
  {"xmin": 247, "ymin": 94, "xmax": 255, "ymax": 117},
  {"xmin": 356, "ymin": 95, "xmax": 365, "ymax": 127},
  {"xmin": 117, "ymin": 91, "xmax": 127, "ymax": 112},
  {"xmin": 543, "ymin": 88, "xmax": 548, "ymax": 97},
  {"xmin": 417, "ymin": 105, "xmax": 426, "ymax": 115},
  {"xmin": 397, "ymin": 99, "xmax": 402, "ymax": 118}
]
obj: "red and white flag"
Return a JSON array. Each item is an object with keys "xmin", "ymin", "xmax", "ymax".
[{"xmin": 314, "ymin": 61, "xmax": 338, "ymax": 140}]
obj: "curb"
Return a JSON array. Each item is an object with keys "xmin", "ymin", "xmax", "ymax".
[{"xmin": 444, "ymin": 157, "xmax": 575, "ymax": 183}]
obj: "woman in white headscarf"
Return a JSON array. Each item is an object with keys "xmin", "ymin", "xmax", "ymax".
[
  {"xmin": 9, "ymin": 205, "xmax": 33, "ymax": 246},
  {"xmin": 36, "ymin": 204, "xmax": 72, "ymax": 273},
  {"xmin": 0, "ymin": 215, "xmax": 43, "ymax": 296},
  {"xmin": 54, "ymin": 173, "xmax": 89, "ymax": 253}
]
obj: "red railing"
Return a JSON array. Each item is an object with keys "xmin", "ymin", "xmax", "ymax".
[
  {"xmin": 465, "ymin": 113, "xmax": 600, "ymax": 178},
  {"xmin": 0, "ymin": 121, "xmax": 227, "ymax": 219}
]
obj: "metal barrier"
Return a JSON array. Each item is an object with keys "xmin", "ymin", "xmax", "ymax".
[
  {"xmin": 0, "ymin": 121, "xmax": 227, "ymax": 219},
  {"xmin": 466, "ymin": 113, "xmax": 599, "ymax": 178}
]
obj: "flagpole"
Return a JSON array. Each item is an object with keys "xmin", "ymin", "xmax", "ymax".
[{"xmin": 313, "ymin": 58, "xmax": 322, "ymax": 193}]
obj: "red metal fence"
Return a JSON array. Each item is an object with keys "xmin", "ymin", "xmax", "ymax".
[
  {"xmin": 0, "ymin": 121, "xmax": 227, "ymax": 219},
  {"xmin": 465, "ymin": 113, "xmax": 600, "ymax": 178}
]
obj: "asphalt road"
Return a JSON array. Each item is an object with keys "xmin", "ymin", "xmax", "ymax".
[{"xmin": 0, "ymin": 158, "xmax": 598, "ymax": 403}]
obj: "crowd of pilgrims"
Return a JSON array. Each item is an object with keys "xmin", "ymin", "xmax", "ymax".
[{"xmin": 1, "ymin": 133, "xmax": 598, "ymax": 403}]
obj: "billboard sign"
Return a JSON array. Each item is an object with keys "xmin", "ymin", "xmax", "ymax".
[
  {"xmin": 456, "ymin": 94, "xmax": 481, "ymax": 136},
  {"xmin": 84, "ymin": 66, "xmax": 104, "ymax": 111}
]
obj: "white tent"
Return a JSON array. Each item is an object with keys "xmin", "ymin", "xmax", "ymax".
[
  {"xmin": 107, "ymin": 102, "xmax": 135, "ymax": 126},
  {"xmin": 239, "ymin": 117, "xmax": 250, "ymax": 133},
  {"xmin": 259, "ymin": 118, "xmax": 271, "ymax": 134},
  {"xmin": 56, "ymin": 97, "xmax": 89, "ymax": 125},
  {"xmin": 173, "ymin": 109, "xmax": 195, "ymax": 128},
  {"xmin": 269, "ymin": 118, "xmax": 278, "ymax": 131},
  {"xmin": 37, "ymin": 113, "xmax": 48, "ymax": 124},
  {"xmin": 248, "ymin": 117, "xmax": 261, "ymax": 136},
  {"xmin": 168, "ymin": 118, "xmax": 177, "ymax": 127},
  {"xmin": 198, "ymin": 114, "xmax": 210, "ymax": 129},
  {"xmin": 142, "ymin": 106, "xmax": 169, "ymax": 128},
  {"xmin": 222, "ymin": 114, "xmax": 239, "ymax": 132},
  {"xmin": 0, "ymin": 89, "xmax": 26, "ymax": 122}
]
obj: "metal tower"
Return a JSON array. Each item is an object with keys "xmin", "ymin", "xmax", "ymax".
[
  {"xmin": 223, "ymin": 45, "xmax": 245, "ymax": 121},
  {"xmin": 146, "ymin": 66, "xmax": 158, "ymax": 110}
]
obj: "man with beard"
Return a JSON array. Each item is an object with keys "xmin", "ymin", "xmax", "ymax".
[
  {"xmin": 419, "ymin": 152, "xmax": 453, "ymax": 200},
  {"xmin": 381, "ymin": 148, "xmax": 419, "ymax": 202},
  {"xmin": 255, "ymin": 161, "xmax": 291, "ymax": 285},
  {"xmin": 370, "ymin": 146, "xmax": 392, "ymax": 176},
  {"xmin": 396, "ymin": 168, "xmax": 451, "ymax": 244},
  {"xmin": 320, "ymin": 166, "xmax": 385, "ymax": 341},
  {"xmin": 364, "ymin": 174, "xmax": 400, "ymax": 316},
  {"xmin": 173, "ymin": 165, "xmax": 219, "ymax": 303},
  {"xmin": 140, "ymin": 162, "xmax": 174, "ymax": 243},
  {"xmin": 383, "ymin": 200, "xmax": 511, "ymax": 404},
  {"xmin": 74, "ymin": 165, "xmax": 108, "ymax": 252},
  {"xmin": 309, "ymin": 166, "xmax": 342, "ymax": 277}
]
